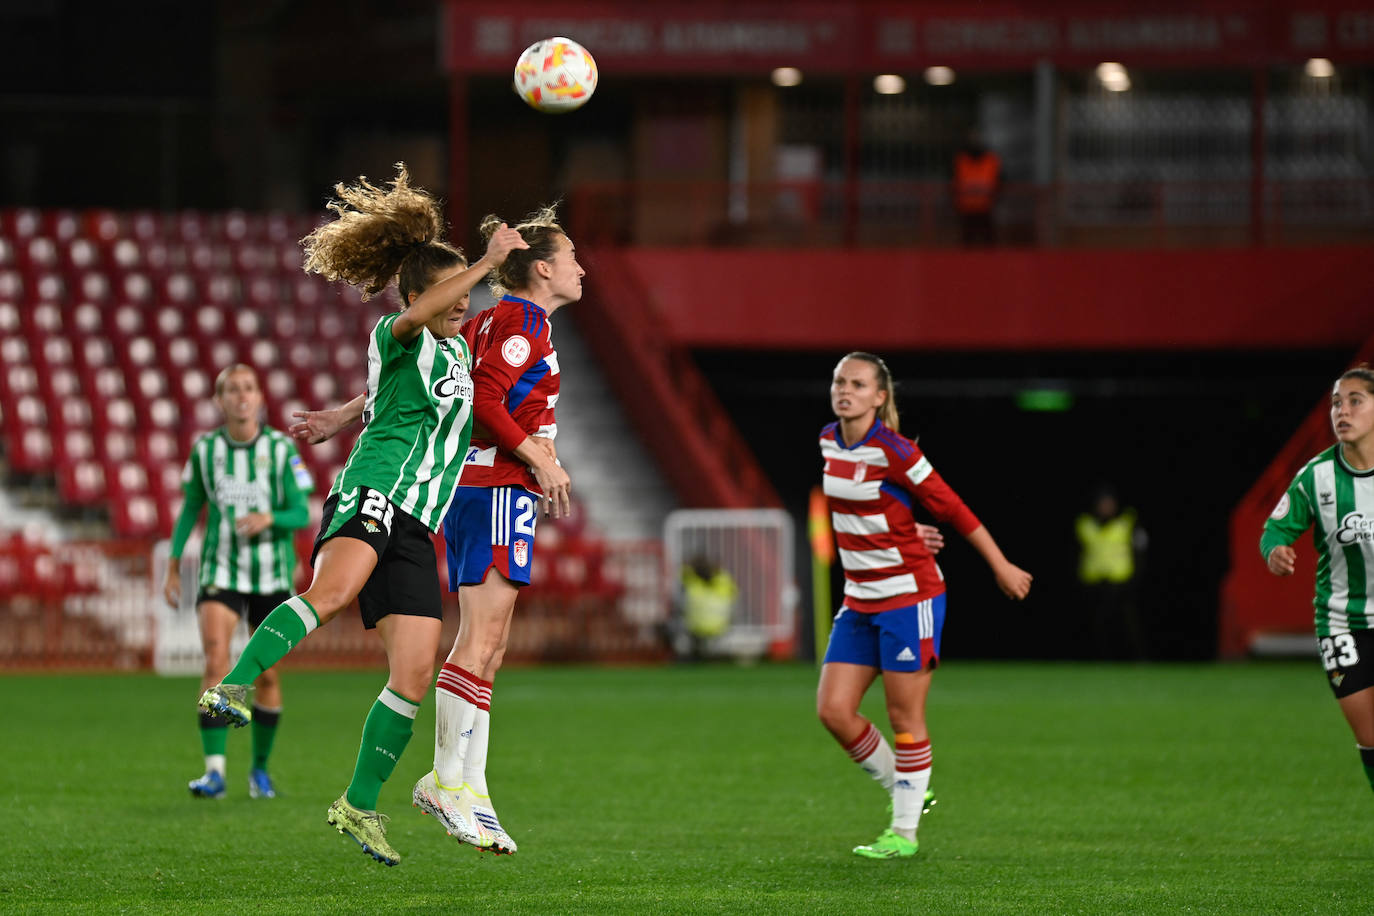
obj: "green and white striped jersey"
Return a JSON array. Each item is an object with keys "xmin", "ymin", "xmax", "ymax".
[
  {"xmin": 175, "ymin": 426, "xmax": 314, "ymax": 593},
  {"xmin": 330, "ymin": 313, "xmax": 474, "ymax": 532},
  {"xmin": 1261, "ymin": 445, "xmax": 1374, "ymax": 635}
]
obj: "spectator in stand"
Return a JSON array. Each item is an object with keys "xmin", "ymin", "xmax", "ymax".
[
  {"xmin": 952, "ymin": 128, "xmax": 1002, "ymax": 246},
  {"xmin": 162, "ymin": 363, "xmax": 313, "ymax": 801}
]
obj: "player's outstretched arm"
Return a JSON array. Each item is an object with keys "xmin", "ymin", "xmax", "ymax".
[
  {"xmin": 292, "ymin": 394, "xmax": 366, "ymax": 443},
  {"xmin": 964, "ymin": 525, "xmax": 1032, "ymax": 600}
]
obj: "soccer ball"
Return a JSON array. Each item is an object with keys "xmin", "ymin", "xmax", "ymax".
[{"xmin": 513, "ymin": 37, "xmax": 597, "ymax": 113}]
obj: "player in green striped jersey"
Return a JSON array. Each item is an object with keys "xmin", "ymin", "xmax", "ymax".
[
  {"xmin": 1262, "ymin": 365, "xmax": 1374, "ymax": 796},
  {"xmin": 196, "ymin": 165, "xmax": 527, "ymax": 866},
  {"xmin": 163, "ymin": 363, "xmax": 313, "ymax": 801}
]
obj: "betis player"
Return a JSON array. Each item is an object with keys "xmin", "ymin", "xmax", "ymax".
[
  {"xmin": 1263, "ymin": 365, "xmax": 1374, "ymax": 796},
  {"xmin": 163, "ymin": 363, "xmax": 313, "ymax": 801},
  {"xmin": 817, "ymin": 352, "xmax": 1032, "ymax": 859},
  {"xmin": 198, "ymin": 164, "xmax": 528, "ymax": 867}
]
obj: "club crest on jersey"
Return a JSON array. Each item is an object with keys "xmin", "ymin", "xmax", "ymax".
[
  {"xmin": 362, "ymin": 519, "xmax": 380, "ymax": 534},
  {"xmin": 1269, "ymin": 493, "xmax": 1289, "ymax": 520},
  {"xmin": 852, "ymin": 461, "xmax": 867, "ymax": 483},
  {"xmin": 502, "ymin": 336, "xmax": 531, "ymax": 367},
  {"xmin": 513, "ymin": 538, "xmax": 529, "ymax": 568},
  {"xmin": 1331, "ymin": 670, "xmax": 1346, "ymax": 687}
]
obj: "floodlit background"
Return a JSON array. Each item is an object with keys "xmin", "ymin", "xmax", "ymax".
[{"xmin": 2, "ymin": 1, "xmax": 1373, "ymax": 669}]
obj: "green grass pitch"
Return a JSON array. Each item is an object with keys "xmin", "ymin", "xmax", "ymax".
[{"xmin": 3, "ymin": 661, "xmax": 1370, "ymax": 914}]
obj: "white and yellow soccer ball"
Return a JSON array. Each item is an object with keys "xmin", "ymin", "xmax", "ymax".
[{"xmin": 513, "ymin": 37, "xmax": 597, "ymax": 113}]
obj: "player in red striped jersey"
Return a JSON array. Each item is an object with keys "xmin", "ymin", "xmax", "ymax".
[
  {"xmin": 420, "ymin": 207, "xmax": 580, "ymax": 856},
  {"xmin": 817, "ymin": 352, "xmax": 1031, "ymax": 859}
]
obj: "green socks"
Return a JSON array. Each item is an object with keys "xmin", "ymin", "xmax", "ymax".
[
  {"xmin": 346, "ymin": 688, "xmax": 421, "ymax": 811},
  {"xmin": 223, "ymin": 597, "xmax": 319, "ymax": 686},
  {"xmin": 199, "ymin": 712, "xmax": 228, "ymax": 757},
  {"xmin": 251, "ymin": 706, "xmax": 282, "ymax": 770}
]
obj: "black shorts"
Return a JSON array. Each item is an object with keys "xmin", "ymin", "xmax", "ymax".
[
  {"xmin": 1318, "ymin": 629, "xmax": 1374, "ymax": 699},
  {"xmin": 195, "ymin": 588, "xmax": 289, "ymax": 630},
  {"xmin": 313, "ymin": 487, "xmax": 442, "ymax": 629}
]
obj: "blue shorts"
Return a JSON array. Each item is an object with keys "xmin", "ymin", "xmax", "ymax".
[
  {"xmin": 442, "ymin": 485, "xmax": 540, "ymax": 590},
  {"xmin": 822, "ymin": 594, "xmax": 946, "ymax": 672}
]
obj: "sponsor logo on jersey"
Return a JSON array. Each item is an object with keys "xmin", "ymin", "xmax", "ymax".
[
  {"xmin": 1269, "ymin": 493, "xmax": 1290, "ymax": 520},
  {"xmin": 501, "ymin": 336, "xmax": 531, "ymax": 367},
  {"xmin": 1336, "ymin": 511, "xmax": 1374, "ymax": 546},
  {"xmin": 1321, "ymin": 491, "xmax": 1335, "ymax": 507},
  {"xmin": 513, "ymin": 538, "xmax": 529, "ymax": 568},
  {"xmin": 214, "ymin": 477, "xmax": 268, "ymax": 512},
  {"xmin": 432, "ymin": 360, "xmax": 473, "ymax": 402},
  {"xmin": 896, "ymin": 646, "xmax": 916, "ymax": 662}
]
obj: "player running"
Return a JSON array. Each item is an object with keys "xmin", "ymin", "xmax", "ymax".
[
  {"xmin": 816, "ymin": 352, "xmax": 1031, "ymax": 859},
  {"xmin": 163, "ymin": 363, "xmax": 313, "ymax": 801},
  {"xmin": 197, "ymin": 164, "xmax": 527, "ymax": 867},
  {"xmin": 1263, "ymin": 365, "xmax": 1374, "ymax": 798}
]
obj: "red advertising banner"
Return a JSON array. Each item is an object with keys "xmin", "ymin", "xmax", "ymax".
[{"xmin": 445, "ymin": 1, "xmax": 1374, "ymax": 74}]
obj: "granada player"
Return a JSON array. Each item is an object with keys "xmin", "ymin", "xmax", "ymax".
[
  {"xmin": 1263, "ymin": 366, "xmax": 1374, "ymax": 797},
  {"xmin": 817, "ymin": 352, "xmax": 1031, "ymax": 859},
  {"xmin": 417, "ymin": 206, "xmax": 579, "ymax": 856}
]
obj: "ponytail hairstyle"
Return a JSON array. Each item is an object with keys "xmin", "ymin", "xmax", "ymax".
[
  {"xmin": 1338, "ymin": 363, "xmax": 1374, "ymax": 395},
  {"xmin": 478, "ymin": 204, "xmax": 566, "ymax": 299},
  {"xmin": 301, "ymin": 162, "xmax": 465, "ymax": 302},
  {"xmin": 837, "ymin": 351, "xmax": 901, "ymax": 434}
]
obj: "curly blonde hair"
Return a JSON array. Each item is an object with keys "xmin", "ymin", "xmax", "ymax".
[
  {"xmin": 301, "ymin": 163, "xmax": 464, "ymax": 301},
  {"xmin": 478, "ymin": 205, "xmax": 566, "ymax": 299}
]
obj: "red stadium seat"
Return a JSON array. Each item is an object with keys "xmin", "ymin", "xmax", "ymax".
[
  {"xmin": 42, "ymin": 210, "xmax": 80, "ymax": 242},
  {"xmin": 128, "ymin": 211, "xmax": 160, "ymax": 241},
  {"xmin": 22, "ymin": 237, "xmax": 59, "ymax": 270},
  {"xmin": 56, "ymin": 459, "xmax": 105, "ymax": 506},
  {"xmin": 204, "ymin": 272, "xmax": 241, "ymax": 304},
  {"xmin": 84, "ymin": 209, "xmax": 124, "ymax": 243},
  {"xmin": 66, "ymin": 237, "xmax": 103, "ymax": 270},
  {"xmin": 55, "ymin": 428, "xmax": 95, "ymax": 464},
  {"xmin": 110, "ymin": 493, "xmax": 165, "ymax": 539},
  {"xmin": 0, "ymin": 269, "xmax": 24, "ymax": 299},
  {"xmin": 0, "ymin": 239, "xmax": 13, "ymax": 268},
  {"xmin": 75, "ymin": 271, "xmax": 112, "ymax": 302},
  {"xmin": 0, "ymin": 301, "xmax": 19, "ymax": 335},
  {"xmin": 164, "ymin": 337, "xmax": 201, "ymax": 371},
  {"xmin": 70, "ymin": 302, "xmax": 102, "ymax": 336},
  {"xmin": 1, "ymin": 208, "xmax": 42, "ymax": 239},
  {"xmin": 146, "ymin": 396, "xmax": 180, "ymax": 430}
]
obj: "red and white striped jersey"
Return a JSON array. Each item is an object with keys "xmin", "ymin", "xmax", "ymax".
[
  {"xmin": 459, "ymin": 294, "xmax": 560, "ymax": 493},
  {"xmin": 820, "ymin": 420, "xmax": 981, "ymax": 613}
]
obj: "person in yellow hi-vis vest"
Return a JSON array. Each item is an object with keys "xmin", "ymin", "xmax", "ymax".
[
  {"xmin": 667, "ymin": 555, "xmax": 739, "ymax": 660},
  {"xmin": 1076, "ymin": 487, "xmax": 1148, "ymax": 660}
]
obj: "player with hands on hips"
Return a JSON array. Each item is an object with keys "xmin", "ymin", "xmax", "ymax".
[
  {"xmin": 1262, "ymin": 365, "xmax": 1374, "ymax": 798},
  {"xmin": 816, "ymin": 352, "xmax": 1030, "ymax": 860}
]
